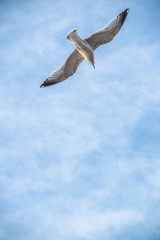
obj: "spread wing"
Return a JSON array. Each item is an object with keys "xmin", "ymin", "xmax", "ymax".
[
  {"xmin": 41, "ymin": 8, "xmax": 129, "ymax": 88},
  {"xmin": 85, "ymin": 8, "xmax": 129, "ymax": 50},
  {"xmin": 40, "ymin": 49, "xmax": 84, "ymax": 87}
]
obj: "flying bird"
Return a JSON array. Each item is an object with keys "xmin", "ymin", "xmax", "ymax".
[{"xmin": 40, "ymin": 8, "xmax": 129, "ymax": 88}]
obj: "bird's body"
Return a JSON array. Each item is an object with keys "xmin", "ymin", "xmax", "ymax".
[
  {"xmin": 66, "ymin": 30, "xmax": 95, "ymax": 68},
  {"xmin": 40, "ymin": 8, "xmax": 129, "ymax": 88}
]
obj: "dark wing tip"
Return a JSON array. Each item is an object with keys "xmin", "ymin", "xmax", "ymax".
[
  {"xmin": 40, "ymin": 78, "xmax": 49, "ymax": 88},
  {"xmin": 40, "ymin": 79, "xmax": 47, "ymax": 88},
  {"xmin": 40, "ymin": 83, "xmax": 45, "ymax": 88},
  {"xmin": 40, "ymin": 78, "xmax": 59, "ymax": 88},
  {"xmin": 119, "ymin": 8, "xmax": 130, "ymax": 25}
]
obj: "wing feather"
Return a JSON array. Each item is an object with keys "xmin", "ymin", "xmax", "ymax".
[
  {"xmin": 41, "ymin": 9, "xmax": 129, "ymax": 87},
  {"xmin": 85, "ymin": 8, "xmax": 129, "ymax": 50},
  {"xmin": 40, "ymin": 49, "xmax": 84, "ymax": 87}
]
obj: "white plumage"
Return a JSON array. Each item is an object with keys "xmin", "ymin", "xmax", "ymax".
[{"xmin": 40, "ymin": 8, "xmax": 129, "ymax": 88}]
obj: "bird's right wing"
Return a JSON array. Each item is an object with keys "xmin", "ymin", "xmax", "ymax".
[
  {"xmin": 40, "ymin": 49, "xmax": 85, "ymax": 87},
  {"xmin": 85, "ymin": 8, "xmax": 129, "ymax": 50}
]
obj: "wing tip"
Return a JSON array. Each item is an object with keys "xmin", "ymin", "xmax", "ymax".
[
  {"xmin": 119, "ymin": 8, "xmax": 130, "ymax": 26},
  {"xmin": 40, "ymin": 78, "xmax": 59, "ymax": 88},
  {"xmin": 40, "ymin": 78, "xmax": 48, "ymax": 88}
]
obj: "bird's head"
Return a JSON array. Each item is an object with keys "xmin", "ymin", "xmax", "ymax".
[{"xmin": 66, "ymin": 29, "xmax": 79, "ymax": 41}]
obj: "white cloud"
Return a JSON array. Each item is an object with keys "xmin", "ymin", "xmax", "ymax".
[
  {"xmin": 36, "ymin": 204, "xmax": 144, "ymax": 239},
  {"xmin": 0, "ymin": 1, "xmax": 160, "ymax": 240}
]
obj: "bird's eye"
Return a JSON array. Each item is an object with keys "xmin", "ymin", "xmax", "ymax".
[{"xmin": 73, "ymin": 29, "xmax": 76, "ymax": 32}]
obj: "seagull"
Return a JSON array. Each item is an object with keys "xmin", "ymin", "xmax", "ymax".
[{"xmin": 40, "ymin": 8, "xmax": 129, "ymax": 88}]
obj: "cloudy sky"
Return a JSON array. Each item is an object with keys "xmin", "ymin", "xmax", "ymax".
[{"xmin": 0, "ymin": 0, "xmax": 160, "ymax": 239}]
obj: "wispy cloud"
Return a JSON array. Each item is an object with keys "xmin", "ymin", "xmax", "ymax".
[{"xmin": 0, "ymin": 0, "xmax": 160, "ymax": 239}]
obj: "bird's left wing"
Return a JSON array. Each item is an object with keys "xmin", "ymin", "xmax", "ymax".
[
  {"xmin": 85, "ymin": 8, "xmax": 129, "ymax": 51},
  {"xmin": 40, "ymin": 49, "xmax": 84, "ymax": 87}
]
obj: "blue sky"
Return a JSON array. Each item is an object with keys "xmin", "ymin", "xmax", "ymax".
[{"xmin": 0, "ymin": 0, "xmax": 160, "ymax": 239}]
